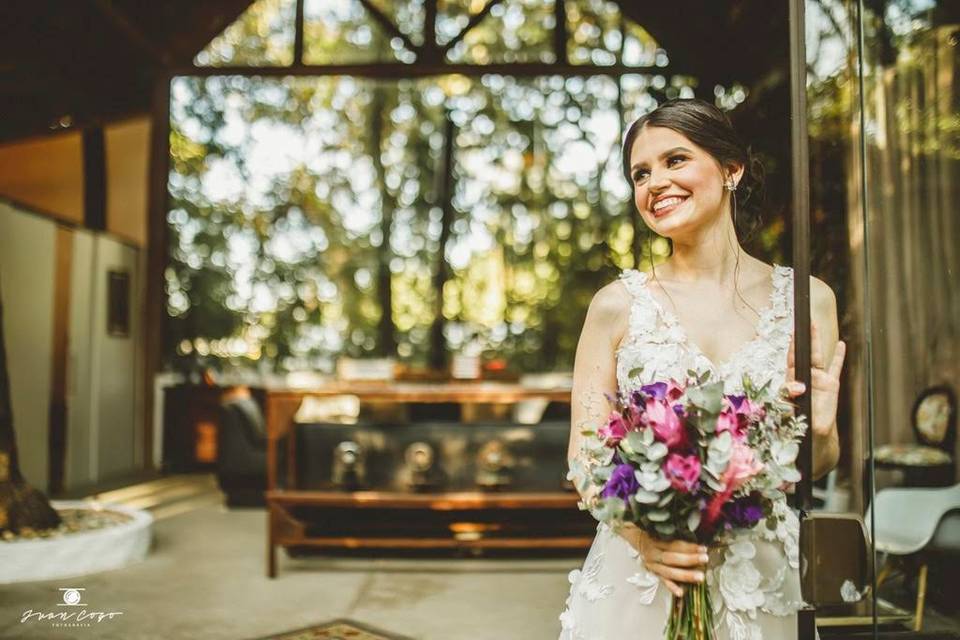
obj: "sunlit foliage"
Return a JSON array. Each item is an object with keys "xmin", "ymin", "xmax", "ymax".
[{"xmin": 170, "ymin": 0, "xmax": 743, "ymax": 374}]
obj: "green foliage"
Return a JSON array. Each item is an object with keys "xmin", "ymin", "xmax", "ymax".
[{"xmin": 167, "ymin": 0, "xmax": 750, "ymax": 375}]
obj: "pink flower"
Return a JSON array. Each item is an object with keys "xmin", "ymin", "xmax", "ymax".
[
  {"xmin": 665, "ymin": 379, "xmax": 686, "ymax": 403},
  {"xmin": 598, "ymin": 412, "xmax": 629, "ymax": 445},
  {"xmin": 703, "ymin": 488, "xmax": 734, "ymax": 530},
  {"xmin": 716, "ymin": 395, "xmax": 761, "ymax": 440},
  {"xmin": 664, "ymin": 453, "xmax": 701, "ymax": 493},
  {"xmin": 729, "ymin": 394, "xmax": 766, "ymax": 423},
  {"xmin": 723, "ymin": 442, "xmax": 764, "ymax": 492},
  {"xmin": 715, "ymin": 405, "xmax": 743, "ymax": 440},
  {"xmin": 645, "ymin": 398, "xmax": 687, "ymax": 449}
]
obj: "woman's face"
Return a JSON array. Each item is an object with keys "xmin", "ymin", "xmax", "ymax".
[{"xmin": 627, "ymin": 125, "xmax": 737, "ymax": 239}]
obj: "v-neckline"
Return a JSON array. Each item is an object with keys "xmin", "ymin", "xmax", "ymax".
[{"xmin": 636, "ymin": 265, "xmax": 787, "ymax": 373}]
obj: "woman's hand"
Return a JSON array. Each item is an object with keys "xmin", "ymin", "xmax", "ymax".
[
  {"xmin": 785, "ymin": 322, "xmax": 846, "ymax": 439},
  {"xmin": 624, "ymin": 524, "xmax": 709, "ymax": 598}
]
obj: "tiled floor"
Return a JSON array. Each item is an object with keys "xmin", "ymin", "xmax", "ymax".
[
  {"xmin": 0, "ymin": 476, "xmax": 577, "ymax": 640},
  {"xmin": 3, "ymin": 475, "xmax": 957, "ymax": 639}
]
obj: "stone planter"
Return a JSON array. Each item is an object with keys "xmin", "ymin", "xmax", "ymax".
[{"xmin": 0, "ymin": 500, "xmax": 153, "ymax": 584}]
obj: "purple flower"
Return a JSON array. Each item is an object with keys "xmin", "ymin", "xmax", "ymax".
[
  {"xmin": 641, "ymin": 382, "xmax": 668, "ymax": 401},
  {"xmin": 601, "ymin": 464, "xmax": 640, "ymax": 501},
  {"xmin": 723, "ymin": 495, "xmax": 765, "ymax": 528}
]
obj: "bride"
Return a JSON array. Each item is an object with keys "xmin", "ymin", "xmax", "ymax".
[{"xmin": 560, "ymin": 99, "xmax": 846, "ymax": 639}]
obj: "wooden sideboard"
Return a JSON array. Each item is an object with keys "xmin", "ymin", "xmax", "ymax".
[{"xmin": 264, "ymin": 381, "xmax": 591, "ymax": 577}]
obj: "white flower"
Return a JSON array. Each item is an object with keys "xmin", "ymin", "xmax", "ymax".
[
  {"xmin": 559, "ymin": 608, "xmax": 576, "ymax": 630},
  {"xmin": 626, "ymin": 570, "xmax": 659, "ymax": 605},
  {"xmin": 718, "ymin": 541, "xmax": 765, "ymax": 614},
  {"xmin": 725, "ymin": 611, "xmax": 763, "ymax": 640}
]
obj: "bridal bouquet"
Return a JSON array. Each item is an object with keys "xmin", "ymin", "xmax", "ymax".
[{"xmin": 568, "ymin": 370, "xmax": 807, "ymax": 640}]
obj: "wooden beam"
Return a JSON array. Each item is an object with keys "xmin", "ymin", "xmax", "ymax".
[
  {"xmin": 82, "ymin": 127, "xmax": 107, "ymax": 232},
  {"xmin": 554, "ymin": 0, "xmax": 568, "ymax": 65},
  {"xmin": 356, "ymin": 0, "xmax": 421, "ymax": 57},
  {"xmin": 47, "ymin": 227, "xmax": 73, "ymax": 496},
  {"xmin": 143, "ymin": 76, "xmax": 171, "ymax": 472},
  {"xmin": 173, "ymin": 62, "xmax": 663, "ymax": 79},
  {"xmin": 422, "ymin": 0, "xmax": 440, "ymax": 62},
  {"xmin": 293, "ymin": 0, "xmax": 304, "ymax": 66},
  {"xmin": 439, "ymin": 0, "xmax": 502, "ymax": 55},
  {"xmin": 92, "ymin": 0, "xmax": 172, "ymax": 66}
]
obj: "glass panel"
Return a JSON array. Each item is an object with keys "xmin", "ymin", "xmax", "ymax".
[
  {"xmin": 803, "ymin": 1, "xmax": 881, "ymax": 630},
  {"xmin": 194, "ymin": 0, "xmax": 296, "ymax": 67},
  {"xmin": 444, "ymin": 0, "xmax": 556, "ymax": 64},
  {"xmin": 858, "ymin": 0, "xmax": 960, "ymax": 635},
  {"xmin": 565, "ymin": 0, "xmax": 662, "ymax": 68},
  {"xmin": 303, "ymin": 0, "xmax": 413, "ymax": 64}
]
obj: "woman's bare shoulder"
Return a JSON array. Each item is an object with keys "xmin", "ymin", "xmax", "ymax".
[{"xmin": 584, "ymin": 278, "xmax": 632, "ymax": 346}]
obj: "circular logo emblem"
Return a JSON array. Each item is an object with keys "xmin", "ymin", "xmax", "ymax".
[{"xmin": 62, "ymin": 589, "xmax": 82, "ymax": 606}]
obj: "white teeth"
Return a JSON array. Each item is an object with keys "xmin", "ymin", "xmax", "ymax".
[{"xmin": 653, "ymin": 196, "xmax": 685, "ymax": 212}]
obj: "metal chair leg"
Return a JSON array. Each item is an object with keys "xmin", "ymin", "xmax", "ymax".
[{"xmin": 913, "ymin": 563, "xmax": 928, "ymax": 632}]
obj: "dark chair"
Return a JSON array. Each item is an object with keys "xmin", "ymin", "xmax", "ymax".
[
  {"xmin": 216, "ymin": 396, "xmax": 268, "ymax": 506},
  {"xmin": 876, "ymin": 385, "xmax": 956, "ymax": 487}
]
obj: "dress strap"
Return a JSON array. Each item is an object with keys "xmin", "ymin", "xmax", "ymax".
[{"xmin": 617, "ymin": 268, "xmax": 649, "ymax": 301}]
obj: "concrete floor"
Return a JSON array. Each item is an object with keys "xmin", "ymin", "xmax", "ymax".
[{"xmin": 0, "ymin": 502, "xmax": 578, "ymax": 640}]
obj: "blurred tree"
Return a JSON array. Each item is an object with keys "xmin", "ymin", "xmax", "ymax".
[
  {"xmin": 0, "ymin": 278, "xmax": 61, "ymax": 536},
  {"xmin": 166, "ymin": 0, "xmax": 754, "ymax": 376}
]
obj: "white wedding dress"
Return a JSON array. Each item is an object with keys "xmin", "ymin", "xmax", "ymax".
[{"xmin": 559, "ymin": 265, "xmax": 806, "ymax": 640}]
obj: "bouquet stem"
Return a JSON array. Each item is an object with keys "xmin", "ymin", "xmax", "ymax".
[{"xmin": 665, "ymin": 581, "xmax": 714, "ymax": 640}]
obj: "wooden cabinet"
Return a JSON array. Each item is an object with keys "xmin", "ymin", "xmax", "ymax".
[{"xmin": 264, "ymin": 382, "xmax": 594, "ymax": 577}]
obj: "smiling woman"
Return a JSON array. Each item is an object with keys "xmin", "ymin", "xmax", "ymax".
[{"xmin": 561, "ymin": 98, "xmax": 845, "ymax": 640}]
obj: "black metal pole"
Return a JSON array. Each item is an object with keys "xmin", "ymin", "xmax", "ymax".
[{"xmin": 789, "ymin": 0, "xmax": 815, "ymax": 637}]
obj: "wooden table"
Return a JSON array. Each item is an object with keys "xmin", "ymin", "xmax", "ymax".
[{"xmin": 264, "ymin": 381, "xmax": 588, "ymax": 577}]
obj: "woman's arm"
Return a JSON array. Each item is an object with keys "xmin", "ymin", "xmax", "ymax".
[
  {"xmin": 568, "ymin": 280, "xmax": 707, "ymax": 597},
  {"xmin": 810, "ymin": 278, "xmax": 844, "ymax": 480},
  {"xmin": 786, "ymin": 277, "xmax": 846, "ymax": 481},
  {"xmin": 567, "ymin": 281, "xmax": 629, "ymax": 505}
]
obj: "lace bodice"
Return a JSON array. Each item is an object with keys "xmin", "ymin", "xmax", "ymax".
[{"xmin": 615, "ymin": 264, "xmax": 795, "ymax": 395}]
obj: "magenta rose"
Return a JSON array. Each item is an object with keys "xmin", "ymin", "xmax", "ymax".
[
  {"xmin": 645, "ymin": 397, "xmax": 687, "ymax": 449},
  {"xmin": 664, "ymin": 453, "xmax": 701, "ymax": 493},
  {"xmin": 598, "ymin": 412, "xmax": 629, "ymax": 445}
]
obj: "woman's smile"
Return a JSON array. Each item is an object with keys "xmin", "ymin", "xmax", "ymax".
[{"xmin": 651, "ymin": 195, "xmax": 689, "ymax": 218}]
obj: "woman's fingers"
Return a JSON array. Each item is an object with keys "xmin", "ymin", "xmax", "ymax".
[
  {"xmin": 656, "ymin": 539, "xmax": 705, "ymax": 555},
  {"xmin": 828, "ymin": 340, "xmax": 847, "ymax": 378},
  {"xmin": 811, "ymin": 322, "xmax": 825, "ymax": 369},
  {"xmin": 646, "ymin": 562, "xmax": 707, "ymax": 586},
  {"xmin": 658, "ymin": 550, "xmax": 709, "ymax": 568},
  {"xmin": 661, "ymin": 578, "xmax": 684, "ymax": 598}
]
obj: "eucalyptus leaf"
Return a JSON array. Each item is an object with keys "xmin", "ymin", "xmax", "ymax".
[
  {"xmin": 687, "ymin": 381, "xmax": 724, "ymax": 414},
  {"xmin": 648, "ymin": 510, "xmax": 670, "ymax": 522},
  {"xmin": 647, "ymin": 442, "xmax": 668, "ymax": 461},
  {"xmin": 704, "ymin": 474, "xmax": 726, "ymax": 492},
  {"xmin": 625, "ymin": 431, "xmax": 646, "ymax": 454},
  {"xmin": 592, "ymin": 497, "xmax": 626, "ymax": 522},
  {"xmin": 634, "ymin": 489, "xmax": 660, "ymax": 504},
  {"xmin": 687, "ymin": 510, "xmax": 702, "ymax": 532},
  {"xmin": 654, "ymin": 522, "xmax": 677, "ymax": 536},
  {"xmin": 641, "ymin": 428, "xmax": 655, "ymax": 446}
]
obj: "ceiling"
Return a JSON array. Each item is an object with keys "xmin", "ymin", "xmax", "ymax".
[{"xmin": 0, "ymin": 0, "xmax": 792, "ymax": 143}]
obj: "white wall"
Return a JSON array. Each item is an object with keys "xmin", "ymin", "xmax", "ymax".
[
  {"xmin": 67, "ymin": 231, "xmax": 144, "ymax": 488},
  {"xmin": 0, "ymin": 200, "xmax": 145, "ymax": 493},
  {"xmin": 0, "ymin": 202, "xmax": 56, "ymax": 491}
]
